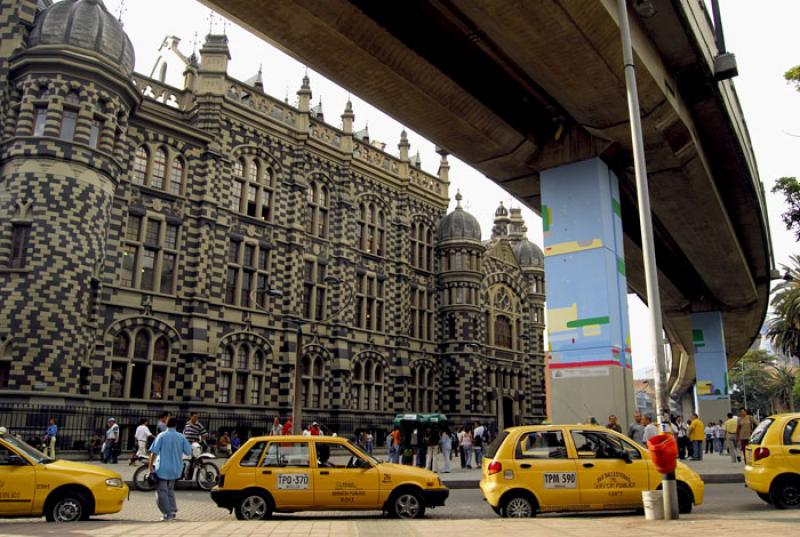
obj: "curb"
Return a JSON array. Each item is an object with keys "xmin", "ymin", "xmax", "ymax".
[{"xmin": 125, "ymin": 480, "xmax": 205, "ymax": 491}]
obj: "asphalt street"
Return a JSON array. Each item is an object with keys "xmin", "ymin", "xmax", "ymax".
[{"xmin": 1, "ymin": 483, "xmax": 796, "ymax": 524}]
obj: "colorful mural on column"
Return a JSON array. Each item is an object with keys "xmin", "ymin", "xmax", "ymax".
[
  {"xmin": 692, "ymin": 312, "xmax": 730, "ymax": 400},
  {"xmin": 541, "ymin": 158, "xmax": 632, "ymax": 374}
]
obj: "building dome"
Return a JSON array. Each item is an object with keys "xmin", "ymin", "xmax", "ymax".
[
  {"xmin": 512, "ymin": 239, "xmax": 544, "ymax": 268},
  {"xmin": 28, "ymin": 0, "xmax": 135, "ymax": 77},
  {"xmin": 437, "ymin": 191, "xmax": 482, "ymax": 242},
  {"xmin": 495, "ymin": 201, "xmax": 509, "ymax": 217}
]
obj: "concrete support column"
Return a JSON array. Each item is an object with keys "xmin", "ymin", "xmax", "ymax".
[
  {"xmin": 541, "ymin": 158, "xmax": 634, "ymax": 425},
  {"xmin": 691, "ymin": 312, "xmax": 731, "ymax": 423}
]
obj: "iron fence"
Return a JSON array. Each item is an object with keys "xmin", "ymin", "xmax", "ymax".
[{"xmin": 0, "ymin": 403, "xmax": 398, "ymax": 455}]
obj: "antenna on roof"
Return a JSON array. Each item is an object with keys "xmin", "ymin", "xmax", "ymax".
[
  {"xmin": 191, "ymin": 31, "xmax": 199, "ymax": 55},
  {"xmin": 207, "ymin": 10, "xmax": 217, "ymax": 34},
  {"xmin": 116, "ymin": 0, "xmax": 127, "ymax": 25},
  {"xmin": 222, "ymin": 19, "xmax": 230, "ymax": 36}
]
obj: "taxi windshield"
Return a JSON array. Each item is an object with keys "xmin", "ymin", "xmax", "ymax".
[
  {"xmin": 0, "ymin": 433, "xmax": 51, "ymax": 464},
  {"xmin": 347, "ymin": 440, "xmax": 380, "ymax": 465}
]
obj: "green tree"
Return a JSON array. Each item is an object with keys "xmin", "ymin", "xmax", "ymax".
[
  {"xmin": 785, "ymin": 65, "xmax": 800, "ymax": 91},
  {"xmin": 729, "ymin": 350, "xmax": 775, "ymax": 416},
  {"xmin": 767, "ymin": 365, "xmax": 796, "ymax": 412},
  {"xmin": 768, "ymin": 255, "xmax": 800, "ymax": 359},
  {"xmin": 771, "ymin": 177, "xmax": 800, "ymax": 241}
]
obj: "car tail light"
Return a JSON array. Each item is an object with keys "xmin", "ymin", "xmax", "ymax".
[
  {"xmin": 754, "ymin": 447, "xmax": 770, "ymax": 461},
  {"xmin": 487, "ymin": 461, "xmax": 502, "ymax": 475}
]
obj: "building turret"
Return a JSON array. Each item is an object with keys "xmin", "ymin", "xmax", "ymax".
[
  {"xmin": 491, "ymin": 201, "xmax": 511, "ymax": 239},
  {"xmin": 0, "ymin": 0, "xmax": 140, "ymax": 396}
]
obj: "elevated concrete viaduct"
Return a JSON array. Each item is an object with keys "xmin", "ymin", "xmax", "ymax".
[{"xmin": 201, "ymin": 0, "xmax": 773, "ymax": 424}]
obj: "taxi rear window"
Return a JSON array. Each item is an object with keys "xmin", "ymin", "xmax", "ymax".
[
  {"xmin": 485, "ymin": 431, "xmax": 509, "ymax": 459},
  {"xmin": 516, "ymin": 431, "xmax": 567, "ymax": 459},
  {"xmin": 750, "ymin": 419, "xmax": 774, "ymax": 445},
  {"xmin": 783, "ymin": 419, "xmax": 799, "ymax": 445}
]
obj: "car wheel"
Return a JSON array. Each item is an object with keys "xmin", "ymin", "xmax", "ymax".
[
  {"xmin": 196, "ymin": 462, "xmax": 219, "ymax": 491},
  {"xmin": 502, "ymin": 493, "xmax": 535, "ymax": 518},
  {"xmin": 45, "ymin": 492, "xmax": 89, "ymax": 522},
  {"xmin": 132, "ymin": 465, "xmax": 155, "ymax": 492},
  {"xmin": 770, "ymin": 478, "xmax": 800, "ymax": 509},
  {"xmin": 677, "ymin": 486, "xmax": 693, "ymax": 514},
  {"xmin": 491, "ymin": 504, "xmax": 502, "ymax": 516},
  {"xmin": 390, "ymin": 489, "xmax": 426, "ymax": 519},
  {"xmin": 235, "ymin": 491, "xmax": 273, "ymax": 520},
  {"xmin": 757, "ymin": 492, "xmax": 772, "ymax": 504}
]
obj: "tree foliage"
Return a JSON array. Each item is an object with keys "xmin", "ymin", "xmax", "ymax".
[
  {"xmin": 771, "ymin": 177, "xmax": 800, "ymax": 241},
  {"xmin": 729, "ymin": 350, "xmax": 798, "ymax": 415},
  {"xmin": 768, "ymin": 255, "xmax": 800, "ymax": 359},
  {"xmin": 784, "ymin": 65, "xmax": 800, "ymax": 91}
]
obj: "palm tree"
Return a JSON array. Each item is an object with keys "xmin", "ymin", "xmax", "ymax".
[
  {"xmin": 768, "ymin": 255, "xmax": 800, "ymax": 359},
  {"xmin": 767, "ymin": 365, "xmax": 797, "ymax": 412}
]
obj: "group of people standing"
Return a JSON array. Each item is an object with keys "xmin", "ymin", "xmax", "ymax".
[
  {"xmin": 623, "ymin": 407, "xmax": 757, "ymax": 463},
  {"xmin": 384, "ymin": 422, "xmax": 491, "ymax": 473}
]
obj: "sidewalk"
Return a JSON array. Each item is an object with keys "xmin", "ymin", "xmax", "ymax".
[{"xmin": 0, "ymin": 515, "xmax": 795, "ymax": 537}]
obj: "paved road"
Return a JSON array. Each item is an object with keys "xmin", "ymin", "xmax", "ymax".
[{"xmin": 1, "ymin": 484, "xmax": 794, "ymax": 524}]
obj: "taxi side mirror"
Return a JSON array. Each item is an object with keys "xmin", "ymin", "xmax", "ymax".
[{"xmin": 356, "ymin": 458, "xmax": 372, "ymax": 469}]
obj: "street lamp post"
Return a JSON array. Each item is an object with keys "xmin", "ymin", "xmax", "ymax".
[
  {"xmin": 616, "ymin": 0, "xmax": 678, "ymax": 520},
  {"xmin": 283, "ymin": 276, "xmax": 354, "ymax": 435}
]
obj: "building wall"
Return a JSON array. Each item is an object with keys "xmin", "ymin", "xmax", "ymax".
[{"xmin": 0, "ymin": 4, "xmax": 546, "ymax": 432}]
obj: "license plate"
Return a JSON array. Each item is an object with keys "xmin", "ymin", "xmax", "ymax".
[
  {"xmin": 277, "ymin": 473, "xmax": 309, "ymax": 489},
  {"xmin": 544, "ymin": 472, "xmax": 577, "ymax": 489}
]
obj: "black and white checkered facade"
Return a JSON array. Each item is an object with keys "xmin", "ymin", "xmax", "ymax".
[{"xmin": 0, "ymin": 0, "xmax": 546, "ymax": 430}]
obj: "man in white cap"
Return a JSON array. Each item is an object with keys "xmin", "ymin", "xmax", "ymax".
[{"xmin": 102, "ymin": 418, "xmax": 120, "ymax": 463}]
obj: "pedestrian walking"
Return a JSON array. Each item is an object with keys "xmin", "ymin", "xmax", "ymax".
[
  {"xmin": 737, "ymin": 407, "xmax": 756, "ymax": 456},
  {"xmin": 282, "ymin": 416, "xmax": 293, "ymax": 435},
  {"xmin": 131, "ymin": 418, "xmax": 153, "ymax": 465},
  {"xmin": 270, "ymin": 417, "xmax": 282, "ymax": 436},
  {"xmin": 102, "ymin": 417, "xmax": 119, "ymax": 463},
  {"xmin": 606, "ymin": 415, "xmax": 622, "ymax": 433},
  {"xmin": 217, "ymin": 431, "xmax": 232, "ymax": 456},
  {"xmin": 182, "ymin": 413, "xmax": 208, "ymax": 445},
  {"xmin": 439, "ymin": 430, "xmax": 452, "ymax": 473},
  {"xmin": 365, "ymin": 431, "xmax": 374, "ymax": 454},
  {"xmin": 724, "ymin": 412, "xmax": 739, "ymax": 462},
  {"xmin": 424, "ymin": 429, "xmax": 438, "ymax": 472},
  {"xmin": 148, "ymin": 417, "xmax": 192, "ymax": 522},
  {"xmin": 44, "ymin": 418, "xmax": 57, "ymax": 459},
  {"xmin": 704, "ymin": 422, "xmax": 714, "ymax": 454},
  {"xmin": 714, "ymin": 420, "xmax": 724, "ymax": 454},
  {"xmin": 688, "ymin": 413, "xmax": 704, "ymax": 460},
  {"xmin": 457, "ymin": 427, "xmax": 466, "ymax": 468},
  {"xmin": 473, "ymin": 422, "xmax": 486, "ymax": 466},
  {"xmin": 231, "ymin": 431, "xmax": 241, "ymax": 452},
  {"xmin": 461, "ymin": 429, "xmax": 473, "ymax": 469},
  {"xmin": 628, "ymin": 411, "xmax": 645, "ymax": 444},
  {"xmin": 674, "ymin": 416, "xmax": 688, "ymax": 459},
  {"xmin": 390, "ymin": 426, "xmax": 401, "ymax": 464},
  {"xmin": 641, "ymin": 414, "xmax": 658, "ymax": 445},
  {"xmin": 157, "ymin": 412, "xmax": 170, "ymax": 434}
]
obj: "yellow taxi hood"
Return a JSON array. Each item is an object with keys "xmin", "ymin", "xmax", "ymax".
[
  {"xmin": 675, "ymin": 460, "xmax": 701, "ymax": 481},
  {"xmin": 378, "ymin": 463, "xmax": 439, "ymax": 482},
  {"xmin": 42, "ymin": 459, "xmax": 123, "ymax": 480}
]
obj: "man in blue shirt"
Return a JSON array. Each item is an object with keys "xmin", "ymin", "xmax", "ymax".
[
  {"xmin": 45, "ymin": 418, "xmax": 57, "ymax": 459},
  {"xmin": 148, "ymin": 417, "xmax": 191, "ymax": 521}
]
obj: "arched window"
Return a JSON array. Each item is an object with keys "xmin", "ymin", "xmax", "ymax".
[
  {"xmin": 151, "ymin": 147, "xmax": 167, "ymax": 189},
  {"xmin": 410, "ymin": 222, "xmax": 433, "ymax": 271},
  {"xmin": 373, "ymin": 363, "xmax": 384, "ymax": 411},
  {"xmin": 133, "ymin": 331, "xmax": 150, "ymax": 360},
  {"xmin": 113, "ymin": 333, "xmax": 129, "ymax": 357},
  {"xmin": 60, "ymin": 91, "xmax": 79, "ymax": 141},
  {"xmin": 217, "ymin": 340, "xmax": 269, "ymax": 405},
  {"xmin": 169, "ymin": 157, "xmax": 184, "ymax": 195},
  {"xmin": 410, "ymin": 362, "xmax": 435, "ymax": 412},
  {"xmin": 305, "ymin": 181, "xmax": 330, "ymax": 238},
  {"xmin": 352, "ymin": 362, "xmax": 363, "ymax": 410},
  {"xmin": 233, "ymin": 158, "xmax": 245, "ymax": 177},
  {"xmin": 301, "ymin": 354, "xmax": 325, "ymax": 408},
  {"xmin": 132, "ymin": 147, "xmax": 148, "ymax": 185},
  {"xmin": 108, "ymin": 328, "xmax": 172, "ymax": 400},
  {"xmin": 494, "ymin": 315, "xmax": 512, "ymax": 349},
  {"xmin": 231, "ymin": 156, "xmax": 274, "ymax": 220},
  {"xmin": 356, "ymin": 201, "xmax": 385, "ymax": 256}
]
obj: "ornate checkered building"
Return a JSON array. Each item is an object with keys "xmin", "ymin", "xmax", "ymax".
[{"xmin": 0, "ymin": 0, "xmax": 545, "ymax": 431}]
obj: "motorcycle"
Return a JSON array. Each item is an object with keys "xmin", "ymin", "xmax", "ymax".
[{"xmin": 133, "ymin": 441, "xmax": 219, "ymax": 491}]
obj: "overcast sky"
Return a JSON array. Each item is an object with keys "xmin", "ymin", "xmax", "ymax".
[{"xmin": 99, "ymin": 0, "xmax": 799, "ymax": 377}]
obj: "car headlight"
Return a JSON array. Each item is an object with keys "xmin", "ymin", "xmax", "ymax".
[{"xmin": 105, "ymin": 478, "xmax": 123, "ymax": 488}]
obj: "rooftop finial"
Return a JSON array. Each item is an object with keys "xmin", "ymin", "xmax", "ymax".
[
  {"xmin": 207, "ymin": 10, "xmax": 217, "ymax": 34},
  {"xmin": 116, "ymin": 0, "xmax": 127, "ymax": 25},
  {"xmin": 455, "ymin": 189, "xmax": 463, "ymax": 208}
]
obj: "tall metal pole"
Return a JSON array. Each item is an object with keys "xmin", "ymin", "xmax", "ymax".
[
  {"xmin": 615, "ymin": 0, "xmax": 678, "ymax": 520},
  {"xmin": 741, "ymin": 361, "xmax": 748, "ymax": 410},
  {"xmin": 291, "ymin": 321, "xmax": 304, "ymax": 434}
]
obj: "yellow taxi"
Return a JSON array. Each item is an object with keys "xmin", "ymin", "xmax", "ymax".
[
  {"xmin": 480, "ymin": 424, "xmax": 704, "ymax": 517},
  {"xmin": 744, "ymin": 412, "xmax": 800, "ymax": 509},
  {"xmin": 0, "ymin": 430, "xmax": 128, "ymax": 522},
  {"xmin": 211, "ymin": 435, "xmax": 448, "ymax": 519}
]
